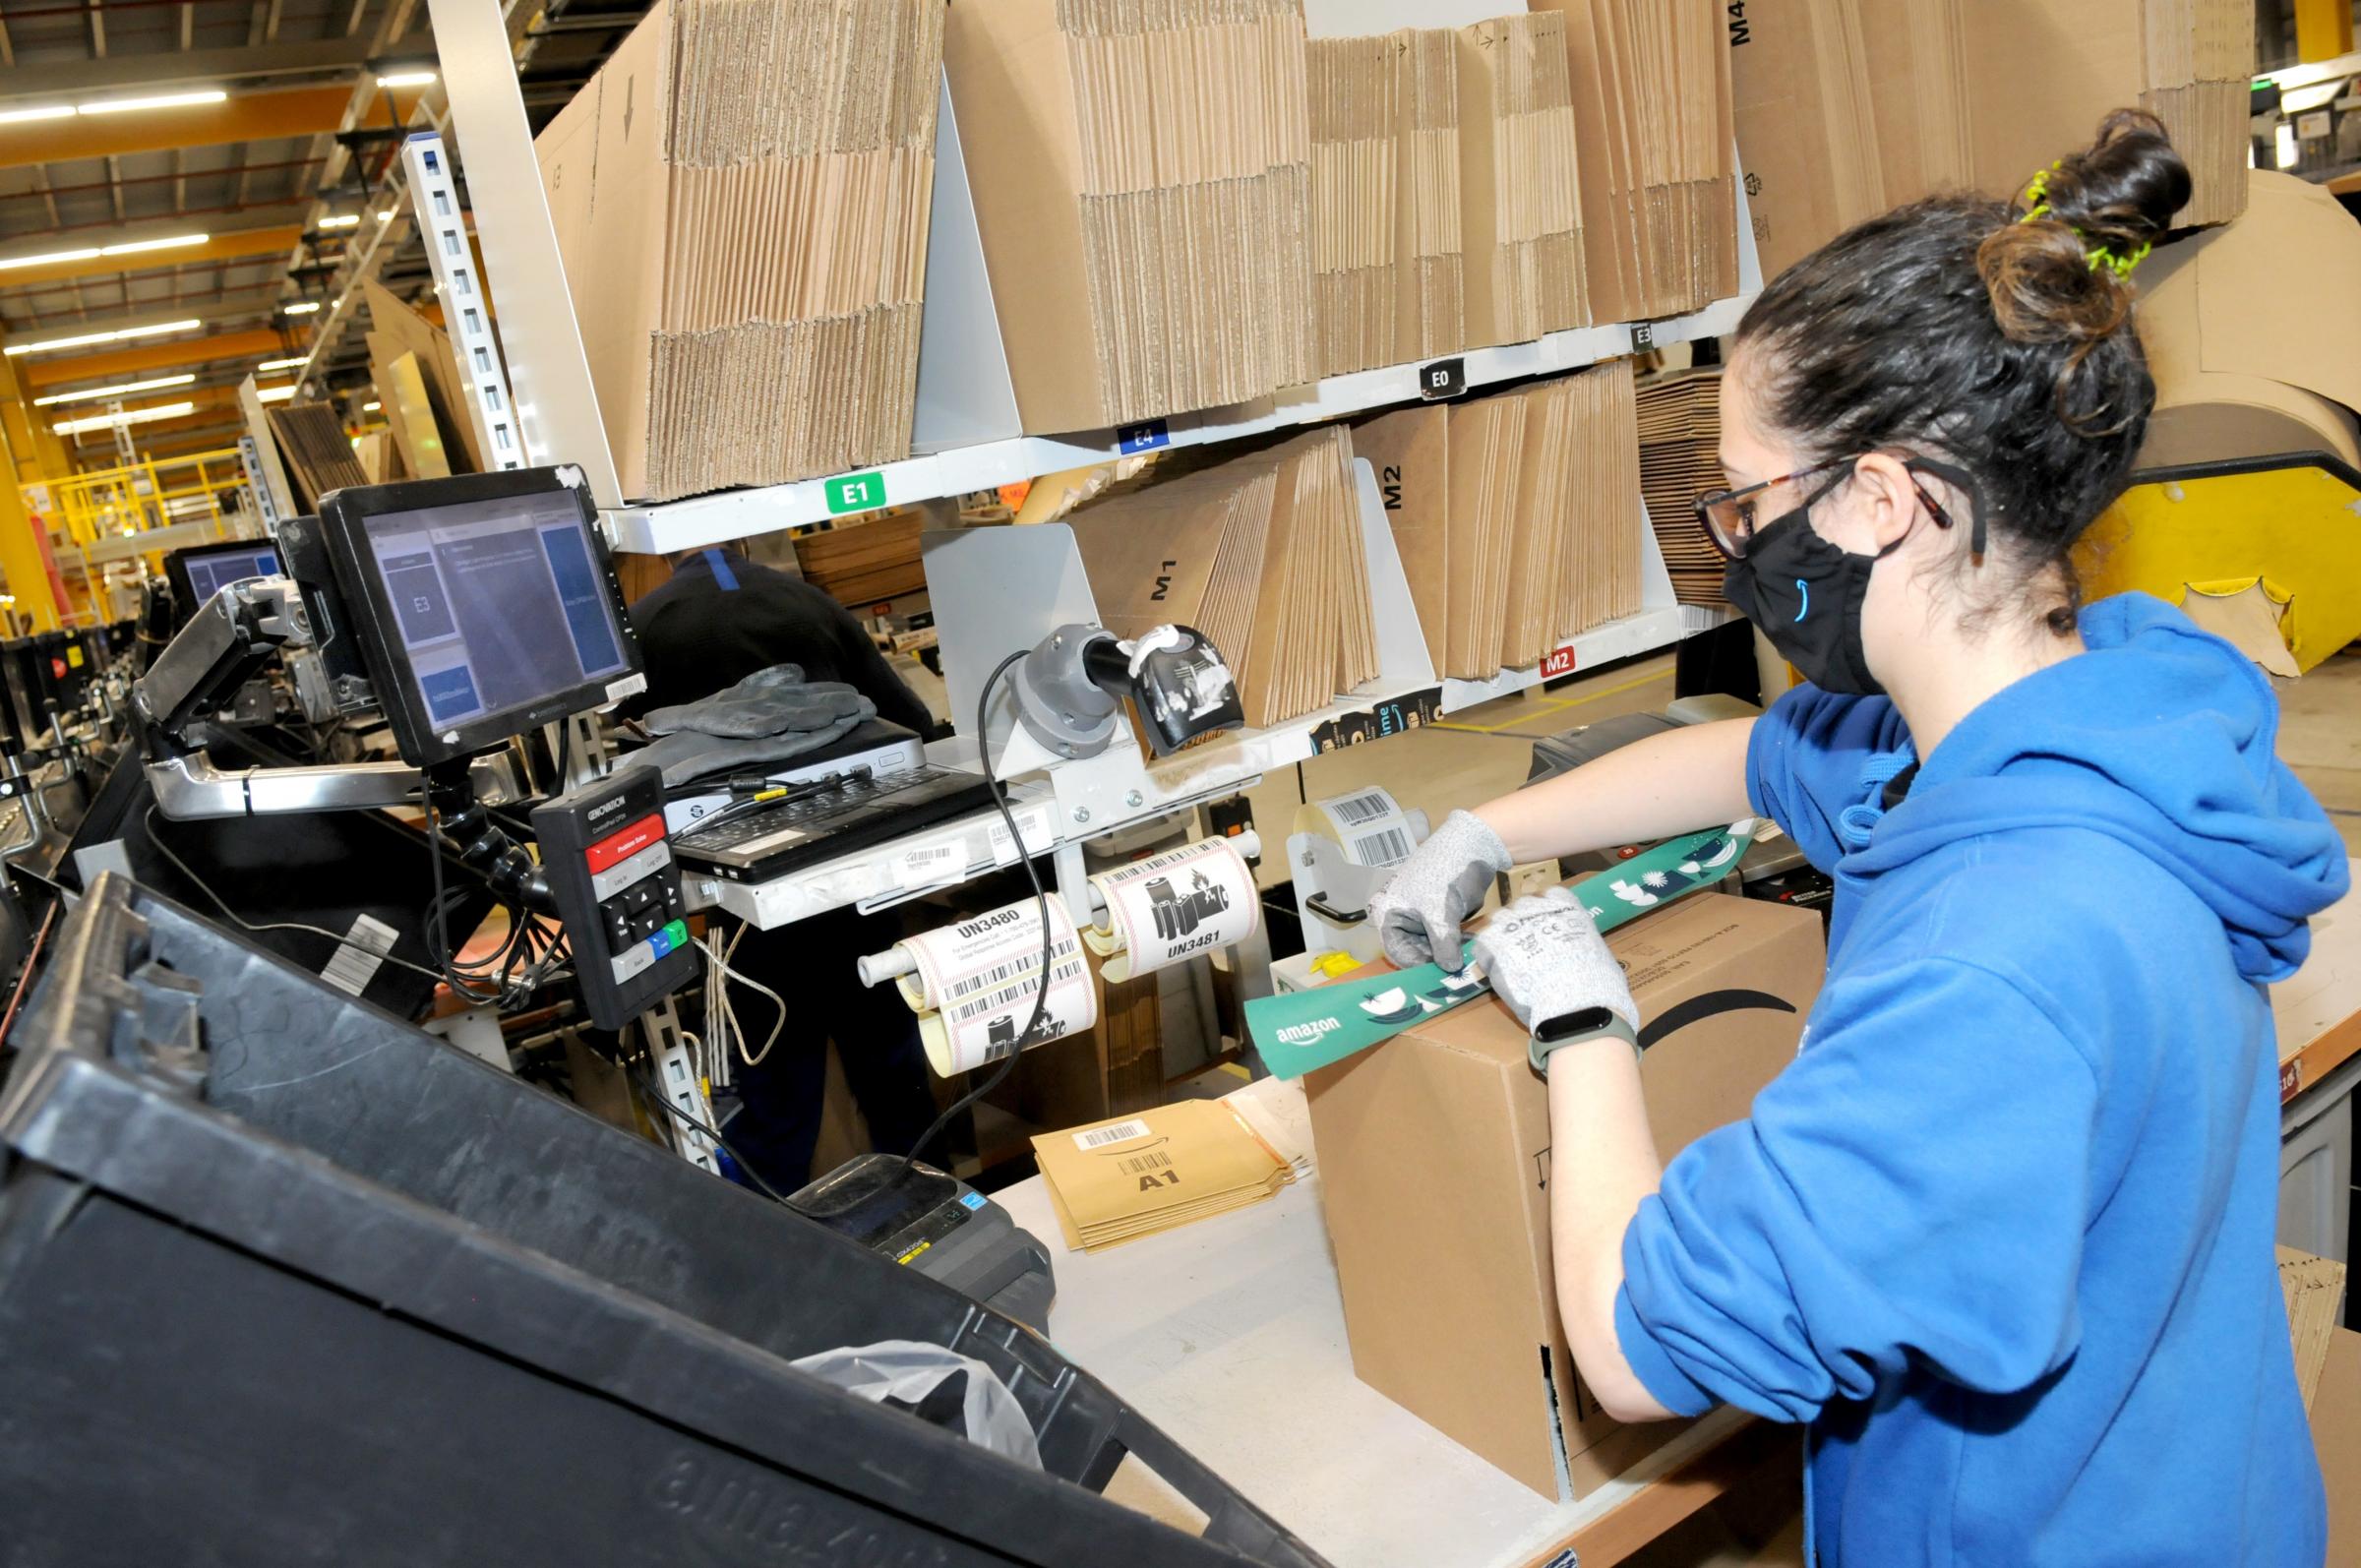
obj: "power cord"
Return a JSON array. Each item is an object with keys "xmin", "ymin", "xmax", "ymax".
[
  {"xmin": 901, "ymin": 649, "xmax": 1054, "ymax": 1172},
  {"xmin": 629, "ymin": 1060, "xmax": 793, "ymax": 1204}
]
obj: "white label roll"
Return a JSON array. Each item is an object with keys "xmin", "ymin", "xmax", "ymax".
[
  {"xmin": 1082, "ymin": 835, "xmax": 1261, "ymax": 984},
  {"xmin": 890, "ymin": 894, "xmax": 1100, "ymax": 1077}
]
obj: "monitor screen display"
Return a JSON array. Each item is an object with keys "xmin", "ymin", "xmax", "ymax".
[
  {"xmin": 363, "ymin": 487, "xmax": 631, "ymax": 732},
  {"xmin": 182, "ymin": 544, "xmax": 283, "ymax": 609}
]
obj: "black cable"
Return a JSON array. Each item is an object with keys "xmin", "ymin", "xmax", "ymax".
[
  {"xmin": 902, "ymin": 649, "xmax": 1054, "ymax": 1172},
  {"xmin": 629, "ymin": 1062, "xmax": 794, "ymax": 1205},
  {"xmin": 142, "ymin": 804, "xmax": 454, "ymax": 988}
]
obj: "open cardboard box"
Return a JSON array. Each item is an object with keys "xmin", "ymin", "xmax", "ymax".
[{"xmin": 1304, "ymin": 891, "xmax": 1826, "ymax": 1499}]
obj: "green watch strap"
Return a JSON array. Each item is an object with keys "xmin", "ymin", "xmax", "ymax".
[{"xmin": 1530, "ymin": 1012, "xmax": 1640, "ymax": 1076}]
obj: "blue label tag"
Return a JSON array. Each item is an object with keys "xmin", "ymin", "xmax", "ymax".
[
  {"xmin": 1117, "ymin": 418, "xmax": 1171, "ymax": 454},
  {"xmin": 959, "ymin": 1191, "xmax": 988, "ymax": 1211}
]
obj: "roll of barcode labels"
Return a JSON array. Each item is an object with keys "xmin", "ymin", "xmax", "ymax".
[
  {"xmin": 888, "ymin": 893, "xmax": 1101, "ymax": 1076},
  {"xmin": 1081, "ymin": 834, "xmax": 1261, "ymax": 984}
]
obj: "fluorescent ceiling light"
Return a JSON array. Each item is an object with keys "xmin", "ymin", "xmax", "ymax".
[
  {"xmin": 257, "ymin": 357, "xmax": 307, "ymax": 372},
  {"xmin": 317, "ymin": 213, "xmax": 361, "ymax": 230},
  {"xmin": 362, "ymin": 401, "xmax": 383, "ymax": 412},
  {"xmin": 0, "ymin": 233, "xmax": 206, "ymax": 271},
  {"xmin": 33, "ymin": 373, "xmax": 197, "ymax": 407},
  {"xmin": 0, "ymin": 105, "xmax": 75, "ymax": 126},
  {"xmin": 53, "ymin": 400, "xmax": 196, "ymax": 436},
  {"xmin": 280, "ymin": 301, "xmax": 320, "ymax": 315},
  {"xmin": 4, "ymin": 318, "xmax": 202, "ymax": 356},
  {"xmin": 257, "ymin": 386, "xmax": 297, "ymax": 402},
  {"xmin": 377, "ymin": 71, "xmax": 438, "ymax": 88},
  {"xmin": 76, "ymin": 90, "xmax": 227, "ymax": 115}
]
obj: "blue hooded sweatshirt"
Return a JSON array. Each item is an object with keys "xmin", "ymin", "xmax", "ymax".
[{"xmin": 1611, "ymin": 593, "xmax": 2349, "ymax": 1566}]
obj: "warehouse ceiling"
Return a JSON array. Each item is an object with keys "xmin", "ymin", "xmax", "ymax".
[{"xmin": 0, "ymin": 0, "xmax": 650, "ymax": 462}]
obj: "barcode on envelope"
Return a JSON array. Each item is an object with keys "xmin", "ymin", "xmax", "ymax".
[
  {"xmin": 1121, "ymin": 1151, "xmax": 1172, "ymax": 1175},
  {"xmin": 1074, "ymin": 1118, "xmax": 1151, "ymax": 1150},
  {"xmin": 1350, "ymin": 826, "xmax": 1414, "ymax": 867},
  {"xmin": 1325, "ymin": 790, "xmax": 1393, "ymax": 826}
]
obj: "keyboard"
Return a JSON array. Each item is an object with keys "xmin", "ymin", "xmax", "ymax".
[{"xmin": 670, "ymin": 763, "xmax": 1002, "ymax": 883}]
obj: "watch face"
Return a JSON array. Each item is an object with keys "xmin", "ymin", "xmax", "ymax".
[{"xmin": 1539, "ymin": 1005, "xmax": 1617, "ymax": 1043}]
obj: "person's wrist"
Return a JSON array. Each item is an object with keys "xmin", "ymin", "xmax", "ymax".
[{"xmin": 1530, "ymin": 1006, "xmax": 1640, "ymax": 1076}]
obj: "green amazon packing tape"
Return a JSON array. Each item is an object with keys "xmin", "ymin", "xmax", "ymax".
[{"xmin": 1249, "ymin": 819, "xmax": 1761, "ymax": 1080}]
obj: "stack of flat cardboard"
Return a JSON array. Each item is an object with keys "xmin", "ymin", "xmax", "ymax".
[
  {"xmin": 1357, "ymin": 359, "xmax": 1646, "ymax": 681},
  {"xmin": 534, "ymin": 0, "xmax": 942, "ymax": 501},
  {"xmin": 1456, "ymin": 12, "xmax": 1590, "ymax": 349},
  {"xmin": 1067, "ymin": 424, "xmax": 1376, "ymax": 730},
  {"xmin": 267, "ymin": 404, "xmax": 368, "ymax": 510},
  {"xmin": 1032, "ymin": 1101, "xmax": 1293, "ymax": 1252},
  {"xmin": 1636, "ymin": 366, "xmax": 1730, "ymax": 606},
  {"xmin": 1310, "ymin": 34, "xmax": 1401, "ymax": 377},
  {"xmin": 1533, "ymin": 0, "xmax": 1736, "ymax": 322},
  {"xmin": 792, "ymin": 510, "xmax": 925, "ymax": 608},
  {"xmin": 361, "ymin": 277, "xmax": 483, "ymax": 476},
  {"xmin": 1961, "ymin": 0, "xmax": 2252, "ymax": 229},
  {"xmin": 1394, "ymin": 27, "xmax": 1467, "ymax": 363},
  {"xmin": 1735, "ymin": 0, "xmax": 2251, "ymax": 282},
  {"xmin": 944, "ymin": 0, "xmax": 1315, "ymax": 436}
]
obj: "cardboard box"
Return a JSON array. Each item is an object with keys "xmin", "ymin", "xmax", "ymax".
[
  {"xmin": 2132, "ymin": 170, "xmax": 2361, "ymax": 471},
  {"xmin": 1305, "ymin": 892, "xmax": 1826, "ymax": 1499},
  {"xmin": 2317, "ymin": 1327, "xmax": 2361, "ymax": 1568}
]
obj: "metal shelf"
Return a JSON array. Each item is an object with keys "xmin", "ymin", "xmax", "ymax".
[
  {"xmin": 602, "ymin": 296, "xmax": 1749, "ymax": 555},
  {"xmin": 682, "ymin": 600, "xmax": 1728, "ymax": 931}
]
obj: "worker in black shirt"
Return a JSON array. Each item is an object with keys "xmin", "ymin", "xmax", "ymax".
[{"xmin": 630, "ymin": 545, "xmax": 942, "ymax": 1191}]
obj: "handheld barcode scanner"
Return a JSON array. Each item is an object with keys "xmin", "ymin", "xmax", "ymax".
[{"xmin": 1008, "ymin": 623, "xmax": 1243, "ymax": 759}]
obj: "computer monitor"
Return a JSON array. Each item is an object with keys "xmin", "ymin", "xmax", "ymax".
[
  {"xmin": 315, "ymin": 468, "xmax": 645, "ymax": 768},
  {"xmin": 166, "ymin": 541, "xmax": 285, "ymax": 627}
]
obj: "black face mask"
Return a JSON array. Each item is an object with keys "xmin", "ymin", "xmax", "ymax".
[{"xmin": 1723, "ymin": 503, "xmax": 1901, "ymax": 696}]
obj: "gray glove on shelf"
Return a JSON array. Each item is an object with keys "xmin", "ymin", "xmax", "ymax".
[
  {"xmin": 1469, "ymin": 887, "xmax": 1639, "ymax": 1038},
  {"xmin": 633, "ymin": 661, "xmax": 878, "ymax": 787},
  {"xmin": 1366, "ymin": 809, "xmax": 1514, "ymax": 973}
]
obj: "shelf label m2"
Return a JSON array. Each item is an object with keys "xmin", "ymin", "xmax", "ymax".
[
  {"xmin": 1117, "ymin": 417, "xmax": 1171, "ymax": 454},
  {"xmin": 1541, "ymin": 644, "xmax": 1578, "ymax": 680},
  {"xmin": 824, "ymin": 470, "xmax": 885, "ymax": 514}
]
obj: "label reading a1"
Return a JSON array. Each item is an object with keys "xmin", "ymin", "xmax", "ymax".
[
  {"xmin": 1417, "ymin": 357, "xmax": 1467, "ymax": 400},
  {"xmin": 824, "ymin": 470, "xmax": 885, "ymax": 514},
  {"xmin": 1117, "ymin": 417, "xmax": 1171, "ymax": 454}
]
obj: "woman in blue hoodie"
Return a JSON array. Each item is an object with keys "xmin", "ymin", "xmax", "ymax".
[{"xmin": 1370, "ymin": 111, "xmax": 2348, "ymax": 1565}]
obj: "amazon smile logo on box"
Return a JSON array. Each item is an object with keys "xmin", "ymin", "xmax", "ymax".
[{"xmin": 1275, "ymin": 1017, "xmax": 1341, "ymax": 1047}]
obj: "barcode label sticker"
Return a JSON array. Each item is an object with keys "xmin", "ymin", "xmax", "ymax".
[
  {"xmin": 1074, "ymin": 1118, "xmax": 1152, "ymax": 1151},
  {"xmin": 1322, "ymin": 789, "xmax": 1394, "ymax": 827},
  {"xmin": 321, "ymin": 913, "xmax": 400, "ymax": 996},
  {"xmin": 1350, "ymin": 825, "xmax": 1415, "ymax": 868},
  {"xmin": 895, "ymin": 842, "xmax": 961, "ymax": 889},
  {"xmin": 988, "ymin": 806, "xmax": 1054, "ymax": 866}
]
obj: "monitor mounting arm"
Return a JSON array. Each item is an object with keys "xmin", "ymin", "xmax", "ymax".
[{"xmin": 132, "ymin": 577, "xmax": 424, "ymax": 821}]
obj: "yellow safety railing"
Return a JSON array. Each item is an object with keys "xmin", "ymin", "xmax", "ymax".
[{"xmin": 24, "ymin": 447, "xmax": 250, "ymax": 552}]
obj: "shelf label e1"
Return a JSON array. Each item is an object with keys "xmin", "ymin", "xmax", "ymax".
[
  {"xmin": 1540, "ymin": 644, "xmax": 1578, "ymax": 681},
  {"xmin": 824, "ymin": 470, "xmax": 886, "ymax": 514},
  {"xmin": 1117, "ymin": 417, "xmax": 1171, "ymax": 454}
]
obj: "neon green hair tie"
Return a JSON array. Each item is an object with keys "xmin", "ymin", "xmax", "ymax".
[
  {"xmin": 2085, "ymin": 240, "xmax": 2150, "ymax": 280},
  {"xmin": 2018, "ymin": 161, "xmax": 2061, "ymax": 221}
]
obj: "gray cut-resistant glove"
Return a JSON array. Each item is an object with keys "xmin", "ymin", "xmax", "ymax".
[
  {"xmin": 642, "ymin": 663, "xmax": 865, "ymax": 739},
  {"xmin": 1366, "ymin": 810, "xmax": 1514, "ymax": 972},
  {"xmin": 1470, "ymin": 887, "xmax": 1639, "ymax": 1036}
]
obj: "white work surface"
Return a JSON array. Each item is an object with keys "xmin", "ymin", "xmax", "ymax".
[{"xmin": 995, "ymin": 1077, "xmax": 1744, "ymax": 1568}]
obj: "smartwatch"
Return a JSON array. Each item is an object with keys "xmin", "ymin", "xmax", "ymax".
[{"xmin": 1529, "ymin": 1005, "xmax": 1640, "ymax": 1075}]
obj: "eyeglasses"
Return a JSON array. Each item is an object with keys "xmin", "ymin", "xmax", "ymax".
[{"xmin": 1692, "ymin": 453, "xmax": 1982, "ymax": 561}]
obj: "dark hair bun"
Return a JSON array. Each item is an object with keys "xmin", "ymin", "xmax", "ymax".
[{"xmin": 1976, "ymin": 110, "xmax": 2191, "ymax": 351}]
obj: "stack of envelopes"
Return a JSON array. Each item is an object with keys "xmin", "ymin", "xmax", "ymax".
[
  {"xmin": 1068, "ymin": 423, "xmax": 1377, "ymax": 730},
  {"xmin": 1033, "ymin": 1101, "xmax": 1295, "ymax": 1252}
]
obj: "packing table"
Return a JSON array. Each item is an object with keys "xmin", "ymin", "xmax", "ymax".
[{"xmin": 995, "ymin": 1076, "xmax": 1768, "ymax": 1568}]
